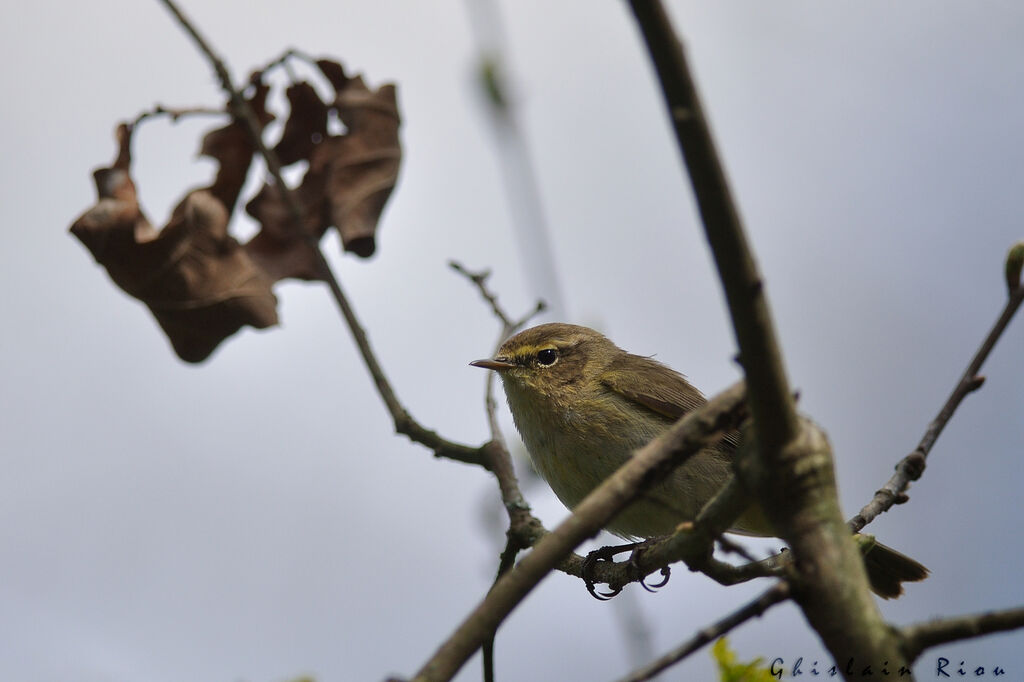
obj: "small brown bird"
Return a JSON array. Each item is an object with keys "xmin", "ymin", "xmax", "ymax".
[{"xmin": 472, "ymin": 322, "xmax": 928, "ymax": 598}]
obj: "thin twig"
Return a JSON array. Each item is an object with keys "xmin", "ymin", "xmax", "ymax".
[
  {"xmin": 614, "ymin": 582, "xmax": 790, "ymax": 682},
  {"xmin": 412, "ymin": 383, "xmax": 748, "ymax": 682},
  {"xmin": 158, "ymin": 0, "xmax": 491, "ymax": 469},
  {"xmin": 449, "ymin": 260, "xmax": 546, "ymax": 516},
  {"xmin": 900, "ymin": 605, "xmax": 1024, "ymax": 662},
  {"xmin": 129, "ymin": 104, "xmax": 226, "ymax": 128},
  {"xmin": 850, "ymin": 284, "xmax": 1024, "ymax": 532},
  {"xmin": 482, "ymin": 534, "xmax": 522, "ymax": 682},
  {"xmin": 450, "ymin": 261, "xmax": 512, "ymax": 332},
  {"xmin": 262, "ymin": 47, "xmax": 320, "ymax": 75}
]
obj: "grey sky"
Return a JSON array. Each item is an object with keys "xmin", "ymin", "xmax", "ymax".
[{"xmin": 2, "ymin": 1, "xmax": 1023, "ymax": 680}]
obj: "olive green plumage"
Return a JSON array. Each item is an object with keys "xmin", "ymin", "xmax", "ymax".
[{"xmin": 472, "ymin": 322, "xmax": 927, "ymax": 598}]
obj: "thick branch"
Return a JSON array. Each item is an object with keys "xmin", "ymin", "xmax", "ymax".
[
  {"xmin": 629, "ymin": 2, "xmax": 908, "ymax": 677},
  {"xmin": 412, "ymin": 382, "xmax": 748, "ymax": 682},
  {"xmin": 628, "ymin": 0, "xmax": 796, "ymax": 453},
  {"xmin": 900, "ymin": 606, "xmax": 1024, "ymax": 662},
  {"xmin": 157, "ymin": 0, "xmax": 489, "ymax": 469}
]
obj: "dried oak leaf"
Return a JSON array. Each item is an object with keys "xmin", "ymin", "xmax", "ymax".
[
  {"xmin": 315, "ymin": 58, "xmax": 350, "ymax": 92},
  {"xmin": 320, "ymin": 70, "xmax": 402, "ymax": 258},
  {"xmin": 71, "ymin": 123, "xmax": 279, "ymax": 363},
  {"xmin": 200, "ymin": 77, "xmax": 273, "ymax": 214},
  {"xmin": 243, "ymin": 61, "xmax": 401, "ymax": 267},
  {"xmin": 273, "ymin": 81, "xmax": 329, "ymax": 166},
  {"xmin": 244, "ymin": 179, "xmax": 327, "ymax": 282}
]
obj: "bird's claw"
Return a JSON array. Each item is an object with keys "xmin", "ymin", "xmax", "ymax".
[
  {"xmin": 586, "ymin": 581, "xmax": 622, "ymax": 601},
  {"xmin": 581, "ymin": 540, "xmax": 671, "ymax": 600},
  {"xmin": 639, "ymin": 566, "xmax": 671, "ymax": 593},
  {"xmin": 582, "ymin": 542, "xmax": 640, "ymax": 601}
]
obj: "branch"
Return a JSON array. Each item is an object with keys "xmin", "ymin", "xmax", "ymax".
[
  {"xmin": 628, "ymin": 0, "xmax": 796, "ymax": 453},
  {"xmin": 157, "ymin": 0, "xmax": 491, "ymax": 469},
  {"xmin": 850, "ymin": 256, "xmax": 1024, "ymax": 532},
  {"xmin": 566, "ymin": 476, "xmax": 783, "ymax": 596},
  {"xmin": 629, "ymin": 0, "xmax": 907, "ymax": 673},
  {"xmin": 449, "ymin": 261, "xmax": 547, "ymax": 682},
  {"xmin": 900, "ymin": 606, "xmax": 1024, "ymax": 662},
  {"xmin": 615, "ymin": 582, "xmax": 791, "ymax": 682},
  {"xmin": 412, "ymin": 382, "xmax": 748, "ymax": 682}
]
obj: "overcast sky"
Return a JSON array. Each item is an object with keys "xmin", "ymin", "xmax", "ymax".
[{"xmin": 3, "ymin": 1, "xmax": 1024, "ymax": 681}]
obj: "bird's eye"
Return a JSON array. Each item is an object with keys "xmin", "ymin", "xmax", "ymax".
[{"xmin": 536, "ymin": 348, "xmax": 558, "ymax": 366}]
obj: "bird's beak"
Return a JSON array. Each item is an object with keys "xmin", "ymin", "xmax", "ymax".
[{"xmin": 470, "ymin": 358, "xmax": 516, "ymax": 371}]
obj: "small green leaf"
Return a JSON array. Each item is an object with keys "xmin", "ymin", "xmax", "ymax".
[
  {"xmin": 712, "ymin": 637, "xmax": 777, "ymax": 682},
  {"xmin": 1005, "ymin": 241, "xmax": 1024, "ymax": 294}
]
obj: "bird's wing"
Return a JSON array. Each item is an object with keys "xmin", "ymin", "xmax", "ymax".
[
  {"xmin": 600, "ymin": 353, "xmax": 706, "ymax": 421},
  {"xmin": 601, "ymin": 353, "xmax": 742, "ymax": 450}
]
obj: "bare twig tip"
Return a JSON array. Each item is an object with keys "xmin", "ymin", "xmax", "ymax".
[{"xmin": 1005, "ymin": 241, "xmax": 1024, "ymax": 294}]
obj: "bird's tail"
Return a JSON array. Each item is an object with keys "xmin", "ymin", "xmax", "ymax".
[{"xmin": 862, "ymin": 539, "xmax": 929, "ymax": 599}]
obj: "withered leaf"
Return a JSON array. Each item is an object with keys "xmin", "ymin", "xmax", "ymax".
[
  {"xmin": 318, "ymin": 72, "xmax": 402, "ymax": 258},
  {"xmin": 244, "ymin": 61, "xmax": 402, "ymax": 261},
  {"xmin": 244, "ymin": 179, "xmax": 327, "ymax": 282},
  {"xmin": 71, "ymin": 124, "xmax": 279, "ymax": 363},
  {"xmin": 316, "ymin": 59, "xmax": 350, "ymax": 92},
  {"xmin": 273, "ymin": 81, "xmax": 329, "ymax": 167},
  {"xmin": 244, "ymin": 230, "xmax": 324, "ymax": 283},
  {"xmin": 199, "ymin": 77, "xmax": 273, "ymax": 214}
]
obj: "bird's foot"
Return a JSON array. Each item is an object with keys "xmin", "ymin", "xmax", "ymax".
[{"xmin": 581, "ymin": 539, "xmax": 671, "ymax": 600}]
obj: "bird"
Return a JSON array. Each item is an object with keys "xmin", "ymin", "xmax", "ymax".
[{"xmin": 471, "ymin": 322, "xmax": 927, "ymax": 598}]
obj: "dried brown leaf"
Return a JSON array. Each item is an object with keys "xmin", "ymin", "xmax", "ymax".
[
  {"xmin": 243, "ymin": 178, "xmax": 328, "ymax": 282},
  {"xmin": 316, "ymin": 74, "xmax": 402, "ymax": 258},
  {"xmin": 244, "ymin": 230, "xmax": 324, "ymax": 283},
  {"xmin": 244, "ymin": 63, "xmax": 401, "ymax": 263},
  {"xmin": 71, "ymin": 125, "xmax": 279, "ymax": 363},
  {"xmin": 316, "ymin": 58, "xmax": 350, "ymax": 92},
  {"xmin": 199, "ymin": 77, "xmax": 273, "ymax": 213},
  {"xmin": 273, "ymin": 81, "xmax": 329, "ymax": 166}
]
